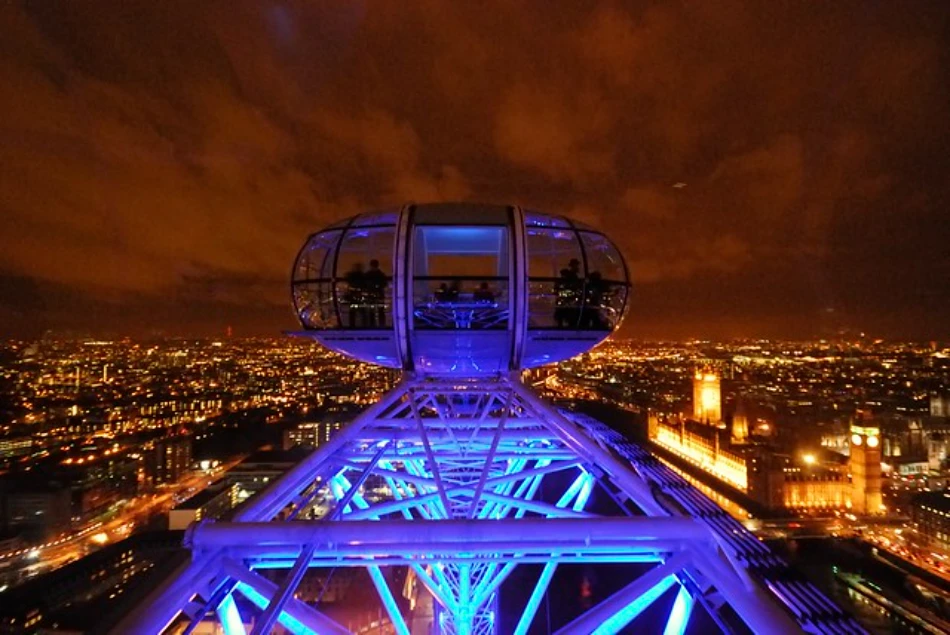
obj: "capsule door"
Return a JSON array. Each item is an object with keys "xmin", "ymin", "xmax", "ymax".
[{"xmin": 408, "ymin": 218, "xmax": 513, "ymax": 375}]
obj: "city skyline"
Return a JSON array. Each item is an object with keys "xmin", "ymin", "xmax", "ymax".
[
  {"xmin": 2, "ymin": 2, "xmax": 949, "ymax": 340},
  {"xmin": 3, "ymin": 334, "xmax": 948, "ymax": 631}
]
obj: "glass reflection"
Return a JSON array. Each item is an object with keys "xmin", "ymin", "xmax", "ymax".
[
  {"xmin": 294, "ymin": 231, "xmax": 339, "ymax": 282},
  {"xmin": 526, "ymin": 228, "xmax": 584, "ymax": 279},
  {"xmin": 524, "ymin": 211, "xmax": 570, "ymax": 228},
  {"xmin": 293, "ymin": 282, "xmax": 335, "ymax": 329},
  {"xmin": 579, "ymin": 232, "xmax": 625, "ymax": 282}
]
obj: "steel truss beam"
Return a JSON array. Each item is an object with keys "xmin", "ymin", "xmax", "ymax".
[{"xmin": 118, "ymin": 374, "xmax": 811, "ymax": 635}]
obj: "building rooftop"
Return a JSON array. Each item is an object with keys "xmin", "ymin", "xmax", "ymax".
[{"xmin": 173, "ymin": 479, "xmax": 231, "ymax": 510}]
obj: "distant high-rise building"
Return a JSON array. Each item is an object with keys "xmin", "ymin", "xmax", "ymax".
[
  {"xmin": 912, "ymin": 491, "xmax": 950, "ymax": 549},
  {"xmin": 144, "ymin": 437, "xmax": 192, "ymax": 487},
  {"xmin": 282, "ymin": 420, "xmax": 345, "ymax": 450},
  {"xmin": 693, "ymin": 371, "xmax": 721, "ymax": 423},
  {"xmin": 850, "ymin": 424, "xmax": 882, "ymax": 514}
]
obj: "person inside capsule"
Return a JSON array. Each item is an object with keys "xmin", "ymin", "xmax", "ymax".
[
  {"xmin": 364, "ymin": 259, "xmax": 388, "ymax": 327},
  {"xmin": 554, "ymin": 258, "xmax": 582, "ymax": 328},
  {"xmin": 343, "ymin": 262, "xmax": 365, "ymax": 327}
]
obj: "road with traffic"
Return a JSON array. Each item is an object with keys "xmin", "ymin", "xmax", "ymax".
[{"xmin": 0, "ymin": 455, "xmax": 246, "ymax": 590}]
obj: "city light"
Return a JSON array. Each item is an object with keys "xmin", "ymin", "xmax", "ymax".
[
  {"xmin": 654, "ymin": 426, "xmax": 748, "ymax": 491},
  {"xmin": 1, "ymin": 333, "xmax": 948, "ymax": 632}
]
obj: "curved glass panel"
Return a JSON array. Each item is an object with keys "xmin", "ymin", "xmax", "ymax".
[
  {"xmin": 353, "ymin": 211, "xmax": 399, "ymax": 227},
  {"xmin": 293, "ymin": 231, "xmax": 340, "ymax": 282},
  {"xmin": 528, "ymin": 280, "xmax": 580, "ymax": 329},
  {"xmin": 525, "ymin": 228, "xmax": 627, "ymax": 332},
  {"xmin": 526, "ymin": 228, "xmax": 584, "ymax": 278},
  {"xmin": 292, "ymin": 218, "xmax": 396, "ymax": 330},
  {"xmin": 580, "ymin": 281, "xmax": 627, "ymax": 330},
  {"xmin": 569, "ymin": 219, "xmax": 598, "ymax": 231},
  {"xmin": 579, "ymin": 232, "xmax": 626, "ymax": 282},
  {"xmin": 293, "ymin": 282, "xmax": 335, "ymax": 328},
  {"xmin": 524, "ymin": 211, "xmax": 569, "ymax": 228}
]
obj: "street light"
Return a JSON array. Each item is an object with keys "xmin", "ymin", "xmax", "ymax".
[{"xmin": 803, "ymin": 453, "xmax": 816, "ymax": 466}]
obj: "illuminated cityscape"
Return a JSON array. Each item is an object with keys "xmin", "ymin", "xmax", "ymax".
[
  {"xmin": 0, "ymin": 205, "xmax": 945, "ymax": 633},
  {"xmin": 0, "ymin": 338, "xmax": 394, "ymax": 585},
  {"xmin": 2, "ymin": 334, "xmax": 950, "ymax": 631},
  {"xmin": 110, "ymin": 205, "xmax": 859, "ymax": 634},
  {"xmin": 2, "ymin": 2, "xmax": 950, "ymax": 634}
]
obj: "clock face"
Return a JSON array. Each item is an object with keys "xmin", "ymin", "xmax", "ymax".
[
  {"xmin": 866, "ymin": 435, "xmax": 879, "ymax": 448},
  {"xmin": 851, "ymin": 433, "xmax": 863, "ymax": 446}
]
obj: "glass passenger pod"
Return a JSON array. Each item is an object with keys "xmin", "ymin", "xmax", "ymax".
[
  {"xmin": 521, "ymin": 210, "xmax": 629, "ymax": 368},
  {"xmin": 408, "ymin": 205, "xmax": 513, "ymax": 375},
  {"xmin": 291, "ymin": 204, "xmax": 630, "ymax": 373},
  {"xmin": 290, "ymin": 212, "xmax": 401, "ymax": 367}
]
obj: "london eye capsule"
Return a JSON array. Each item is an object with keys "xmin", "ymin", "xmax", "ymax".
[{"xmin": 291, "ymin": 203, "xmax": 630, "ymax": 374}]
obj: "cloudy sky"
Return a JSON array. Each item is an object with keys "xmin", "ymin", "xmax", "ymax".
[{"xmin": 1, "ymin": 1, "xmax": 948, "ymax": 339}]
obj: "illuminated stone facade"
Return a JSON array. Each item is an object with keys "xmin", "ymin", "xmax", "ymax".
[
  {"xmin": 651, "ymin": 415, "xmax": 853, "ymax": 512},
  {"xmin": 653, "ymin": 418, "xmax": 747, "ymax": 490},
  {"xmin": 731, "ymin": 410, "xmax": 749, "ymax": 444},
  {"xmin": 692, "ymin": 372, "xmax": 722, "ymax": 424},
  {"xmin": 780, "ymin": 468, "xmax": 849, "ymax": 510},
  {"xmin": 850, "ymin": 424, "xmax": 883, "ymax": 514}
]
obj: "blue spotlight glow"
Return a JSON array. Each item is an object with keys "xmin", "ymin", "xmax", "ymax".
[
  {"xmin": 592, "ymin": 574, "xmax": 677, "ymax": 635},
  {"xmin": 216, "ymin": 592, "xmax": 246, "ymax": 635},
  {"xmin": 663, "ymin": 584, "xmax": 694, "ymax": 635},
  {"xmin": 233, "ymin": 582, "xmax": 312, "ymax": 635}
]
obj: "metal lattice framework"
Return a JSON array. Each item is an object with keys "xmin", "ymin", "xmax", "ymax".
[{"xmin": 118, "ymin": 375, "xmax": 865, "ymax": 635}]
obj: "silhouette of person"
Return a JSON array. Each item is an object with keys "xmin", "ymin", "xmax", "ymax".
[
  {"xmin": 435, "ymin": 283, "xmax": 450, "ymax": 303},
  {"xmin": 446, "ymin": 280, "xmax": 461, "ymax": 302},
  {"xmin": 474, "ymin": 282, "xmax": 495, "ymax": 303},
  {"xmin": 554, "ymin": 258, "xmax": 581, "ymax": 327},
  {"xmin": 343, "ymin": 262, "xmax": 365, "ymax": 327},
  {"xmin": 363, "ymin": 259, "xmax": 388, "ymax": 327},
  {"xmin": 581, "ymin": 270, "xmax": 607, "ymax": 329}
]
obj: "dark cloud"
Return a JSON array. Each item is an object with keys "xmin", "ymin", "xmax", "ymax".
[{"xmin": 1, "ymin": 0, "xmax": 949, "ymax": 339}]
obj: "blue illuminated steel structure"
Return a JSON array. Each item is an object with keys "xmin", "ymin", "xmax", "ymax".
[{"xmin": 118, "ymin": 204, "xmax": 865, "ymax": 634}]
